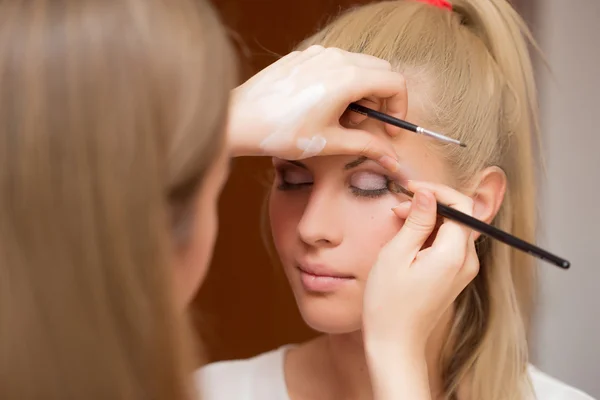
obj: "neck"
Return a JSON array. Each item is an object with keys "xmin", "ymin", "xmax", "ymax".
[{"xmin": 312, "ymin": 310, "xmax": 453, "ymax": 400}]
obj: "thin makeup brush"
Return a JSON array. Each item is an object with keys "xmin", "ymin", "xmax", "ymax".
[
  {"xmin": 347, "ymin": 103, "xmax": 466, "ymax": 147},
  {"xmin": 388, "ymin": 181, "xmax": 571, "ymax": 269}
]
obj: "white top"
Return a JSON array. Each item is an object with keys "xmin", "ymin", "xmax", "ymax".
[{"xmin": 195, "ymin": 346, "xmax": 596, "ymax": 400}]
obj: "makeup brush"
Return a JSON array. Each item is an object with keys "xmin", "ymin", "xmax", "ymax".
[
  {"xmin": 388, "ymin": 181, "xmax": 571, "ymax": 269},
  {"xmin": 347, "ymin": 103, "xmax": 466, "ymax": 148}
]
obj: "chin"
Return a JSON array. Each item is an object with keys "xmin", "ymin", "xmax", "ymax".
[{"xmin": 292, "ymin": 288, "xmax": 363, "ymax": 334}]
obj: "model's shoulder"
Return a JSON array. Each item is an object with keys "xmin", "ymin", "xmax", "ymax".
[{"xmin": 528, "ymin": 364, "xmax": 596, "ymax": 400}]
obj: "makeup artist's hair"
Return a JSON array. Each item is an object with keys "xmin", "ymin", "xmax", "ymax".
[
  {"xmin": 0, "ymin": 0, "xmax": 235, "ymax": 399},
  {"xmin": 295, "ymin": 0, "xmax": 540, "ymax": 399}
]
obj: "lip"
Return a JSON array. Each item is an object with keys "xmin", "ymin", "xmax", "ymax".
[
  {"xmin": 297, "ymin": 262, "xmax": 354, "ymax": 278},
  {"xmin": 296, "ymin": 262, "xmax": 354, "ymax": 293}
]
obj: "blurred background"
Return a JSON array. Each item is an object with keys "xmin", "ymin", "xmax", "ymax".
[{"xmin": 196, "ymin": 0, "xmax": 600, "ymax": 397}]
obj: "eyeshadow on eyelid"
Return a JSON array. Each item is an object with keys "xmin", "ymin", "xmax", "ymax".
[
  {"xmin": 355, "ymin": 158, "xmax": 414, "ymax": 182},
  {"xmin": 350, "ymin": 171, "xmax": 387, "ymax": 190}
]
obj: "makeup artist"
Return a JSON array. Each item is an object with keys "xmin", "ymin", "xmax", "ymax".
[{"xmin": 1, "ymin": 1, "xmax": 485, "ymax": 399}]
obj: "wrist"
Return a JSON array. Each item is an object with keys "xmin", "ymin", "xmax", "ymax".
[
  {"xmin": 226, "ymin": 91, "xmax": 245, "ymax": 158},
  {"xmin": 365, "ymin": 340, "xmax": 431, "ymax": 400},
  {"xmin": 363, "ymin": 323, "xmax": 428, "ymax": 354},
  {"xmin": 226, "ymin": 90, "xmax": 264, "ymax": 158},
  {"xmin": 365, "ymin": 337, "xmax": 426, "ymax": 364}
]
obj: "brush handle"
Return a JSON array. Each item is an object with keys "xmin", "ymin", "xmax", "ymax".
[
  {"xmin": 436, "ymin": 202, "xmax": 570, "ymax": 269},
  {"xmin": 389, "ymin": 181, "xmax": 570, "ymax": 269},
  {"xmin": 347, "ymin": 102, "xmax": 465, "ymax": 147},
  {"xmin": 347, "ymin": 103, "xmax": 419, "ymax": 132}
]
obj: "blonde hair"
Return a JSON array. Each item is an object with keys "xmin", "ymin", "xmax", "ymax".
[
  {"xmin": 0, "ymin": 0, "xmax": 235, "ymax": 399},
  {"xmin": 296, "ymin": 1, "xmax": 540, "ymax": 398}
]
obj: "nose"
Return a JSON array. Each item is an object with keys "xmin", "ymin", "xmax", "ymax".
[{"xmin": 297, "ymin": 186, "xmax": 343, "ymax": 248}]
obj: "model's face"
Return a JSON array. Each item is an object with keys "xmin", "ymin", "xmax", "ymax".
[{"xmin": 269, "ymin": 113, "xmax": 452, "ymax": 333}]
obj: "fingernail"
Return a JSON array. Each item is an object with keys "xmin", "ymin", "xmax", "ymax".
[
  {"xmin": 416, "ymin": 191, "xmax": 431, "ymax": 209},
  {"xmin": 378, "ymin": 155, "xmax": 399, "ymax": 172},
  {"xmin": 406, "ymin": 179, "xmax": 421, "ymax": 190},
  {"xmin": 391, "ymin": 200, "xmax": 411, "ymax": 212}
]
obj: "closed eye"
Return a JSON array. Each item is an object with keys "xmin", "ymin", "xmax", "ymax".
[
  {"xmin": 349, "ymin": 171, "xmax": 391, "ymax": 199},
  {"xmin": 275, "ymin": 167, "xmax": 313, "ymax": 190}
]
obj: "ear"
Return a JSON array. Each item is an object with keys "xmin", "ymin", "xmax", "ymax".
[{"xmin": 470, "ymin": 166, "xmax": 507, "ymax": 240}]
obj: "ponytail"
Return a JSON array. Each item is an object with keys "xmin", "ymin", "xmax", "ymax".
[{"xmin": 444, "ymin": 2, "xmax": 541, "ymax": 398}]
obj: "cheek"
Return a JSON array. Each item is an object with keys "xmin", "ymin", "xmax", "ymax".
[
  {"xmin": 191, "ymin": 195, "xmax": 219, "ymax": 271},
  {"xmin": 171, "ymin": 193, "xmax": 218, "ymax": 308},
  {"xmin": 268, "ymin": 190, "xmax": 304, "ymax": 253},
  {"xmin": 342, "ymin": 197, "xmax": 404, "ymax": 276}
]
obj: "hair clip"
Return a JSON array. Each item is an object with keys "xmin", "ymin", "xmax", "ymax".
[{"xmin": 415, "ymin": 0, "xmax": 452, "ymax": 11}]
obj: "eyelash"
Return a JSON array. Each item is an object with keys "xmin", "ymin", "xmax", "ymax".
[
  {"xmin": 275, "ymin": 169, "xmax": 392, "ymax": 199},
  {"xmin": 276, "ymin": 180, "xmax": 312, "ymax": 191},
  {"xmin": 350, "ymin": 183, "xmax": 391, "ymax": 199}
]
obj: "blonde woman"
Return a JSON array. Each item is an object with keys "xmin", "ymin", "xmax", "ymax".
[
  {"xmin": 199, "ymin": 0, "xmax": 595, "ymax": 399},
  {"xmin": 0, "ymin": 0, "xmax": 467, "ymax": 399}
]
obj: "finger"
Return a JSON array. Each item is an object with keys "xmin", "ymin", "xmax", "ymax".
[
  {"xmin": 318, "ymin": 127, "xmax": 399, "ymax": 170},
  {"xmin": 407, "ymin": 181, "xmax": 473, "ymax": 214},
  {"xmin": 391, "ymin": 200, "xmax": 412, "ymax": 220},
  {"xmin": 322, "ymin": 47, "xmax": 393, "ymax": 70},
  {"xmin": 271, "ymin": 50, "xmax": 302, "ymax": 68},
  {"xmin": 288, "ymin": 44, "xmax": 326, "ymax": 66},
  {"xmin": 455, "ymin": 233, "xmax": 480, "ymax": 288},
  {"xmin": 407, "ymin": 181, "xmax": 474, "ymax": 264},
  {"xmin": 342, "ymin": 97, "xmax": 383, "ymax": 126},
  {"xmin": 335, "ymin": 69, "xmax": 408, "ymax": 137},
  {"xmin": 341, "ymin": 108, "xmax": 368, "ymax": 126},
  {"xmin": 386, "ymin": 189, "xmax": 438, "ymax": 265},
  {"xmin": 244, "ymin": 46, "xmax": 326, "ymax": 96},
  {"xmin": 249, "ymin": 50, "xmax": 302, "ymax": 81}
]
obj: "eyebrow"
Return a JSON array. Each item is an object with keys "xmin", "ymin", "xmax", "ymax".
[{"xmin": 286, "ymin": 156, "xmax": 368, "ymax": 171}]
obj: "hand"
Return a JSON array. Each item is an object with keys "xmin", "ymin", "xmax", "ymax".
[
  {"xmin": 362, "ymin": 181, "xmax": 480, "ymax": 400},
  {"xmin": 227, "ymin": 45, "xmax": 408, "ymax": 172},
  {"xmin": 363, "ymin": 180, "xmax": 480, "ymax": 350}
]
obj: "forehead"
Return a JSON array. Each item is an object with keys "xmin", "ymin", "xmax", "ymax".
[
  {"xmin": 272, "ymin": 102, "xmax": 453, "ymax": 184},
  {"xmin": 340, "ymin": 105, "xmax": 453, "ymax": 183}
]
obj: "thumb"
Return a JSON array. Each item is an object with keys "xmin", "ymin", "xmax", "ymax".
[{"xmin": 387, "ymin": 190, "xmax": 438, "ymax": 264}]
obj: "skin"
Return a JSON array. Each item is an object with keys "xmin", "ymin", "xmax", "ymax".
[
  {"xmin": 268, "ymin": 106, "xmax": 506, "ymax": 399},
  {"xmin": 173, "ymin": 143, "xmax": 231, "ymax": 308},
  {"xmin": 171, "ymin": 46, "xmax": 506, "ymax": 400},
  {"xmin": 172, "ymin": 45, "xmax": 413, "ymax": 311}
]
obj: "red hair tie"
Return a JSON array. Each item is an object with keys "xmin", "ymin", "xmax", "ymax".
[{"xmin": 416, "ymin": 0, "xmax": 452, "ymax": 11}]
